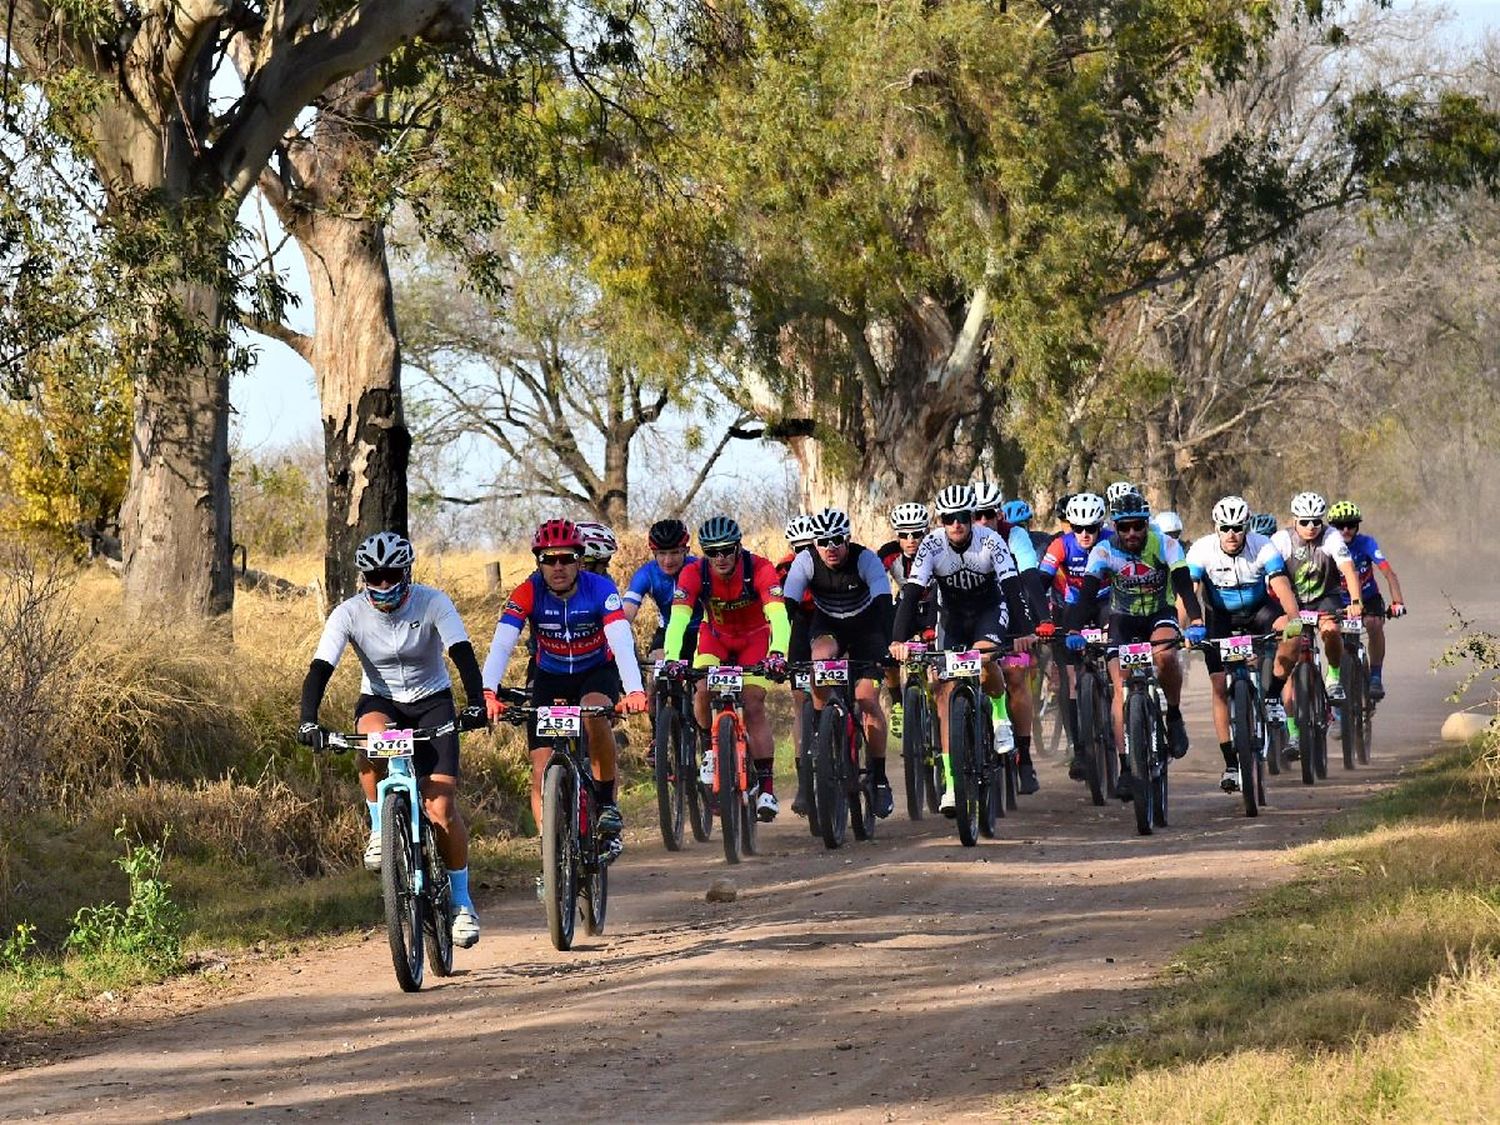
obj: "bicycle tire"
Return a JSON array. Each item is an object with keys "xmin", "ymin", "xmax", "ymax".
[
  {"xmin": 654, "ymin": 699, "xmax": 686, "ymax": 851},
  {"xmin": 1126, "ymin": 692, "xmax": 1154, "ymax": 836},
  {"xmin": 1077, "ymin": 671, "xmax": 1106, "ymax": 806},
  {"xmin": 1313, "ymin": 678, "xmax": 1329, "ymax": 780},
  {"xmin": 717, "ymin": 714, "xmax": 742, "ymax": 865},
  {"xmin": 902, "ymin": 683, "xmax": 927, "ymax": 820},
  {"xmin": 541, "ymin": 763, "xmax": 577, "ymax": 951},
  {"xmin": 582, "ymin": 784, "xmax": 608, "ymax": 936},
  {"xmin": 978, "ymin": 717, "xmax": 999, "ymax": 839},
  {"xmin": 850, "ymin": 718, "xmax": 875, "ymax": 842},
  {"xmin": 686, "ymin": 712, "xmax": 713, "ymax": 843},
  {"xmin": 1294, "ymin": 662, "xmax": 1317, "ymax": 786},
  {"xmin": 1360, "ymin": 691, "xmax": 1374, "ymax": 765},
  {"xmin": 924, "ymin": 705, "xmax": 944, "ymax": 815},
  {"xmin": 584, "ymin": 859, "xmax": 608, "ymax": 936},
  {"xmin": 1232, "ymin": 677, "xmax": 1258, "ymax": 818},
  {"xmin": 381, "ymin": 790, "xmax": 424, "ymax": 991},
  {"xmin": 421, "ymin": 819, "xmax": 454, "ymax": 978},
  {"xmin": 1004, "ymin": 748, "xmax": 1019, "ymax": 812},
  {"xmin": 799, "ymin": 697, "xmax": 821, "ymax": 837},
  {"xmin": 1346, "ymin": 654, "xmax": 1368, "ymax": 768},
  {"xmin": 814, "ymin": 705, "xmax": 849, "ymax": 849},
  {"xmin": 950, "ymin": 691, "xmax": 980, "ymax": 847}
]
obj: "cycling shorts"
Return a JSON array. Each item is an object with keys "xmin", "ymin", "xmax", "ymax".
[
  {"xmin": 528, "ymin": 663, "xmax": 622, "ymax": 750},
  {"xmin": 1297, "ymin": 592, "xmax": 1345, "ymax": 617},
  {"xmin": 1203, "ymin": 601, "xmax": 1281, "ymax": 675},
  {"xmin": 694, "ymin": 626, "xmax": 773, "ymax": 688},
  {"xmin": 810, "ymin": 602, "xmax": 889, "ymax": 672},
  {"xmin": 355, "ymin": 690, "xmax": 459, "ymax": 779},
  {"xmin": 649, "ymin": 622, "xmax": 698, "ymax": 661},
  {"xmin": 1357, "ymin": 592, "xmax": 1386, "ymax": 618},
  {"xmin": 1109, "ymin": 612, "xmax": 1182, "ymax": 647},
  {"xmin": 937, "ymin": 599, "xmax": 1008, "ymax": 650}
]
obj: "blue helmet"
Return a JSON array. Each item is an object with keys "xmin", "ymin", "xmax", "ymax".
[
  {"xmin": 1110, "ymin": 489, "xmax": 1151, "ymax": 521},
  {"xmin": 1002, "ymin": 499, "xmax": 1033, "ymax": 525},
  {"xmin": 698, "ymin": 515, "xmax": 743, "ymax": 549}
]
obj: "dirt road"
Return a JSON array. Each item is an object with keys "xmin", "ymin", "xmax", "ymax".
[{"xmin": 3, "ymin": 566, "xmax": 1488, "ymax": 1122}]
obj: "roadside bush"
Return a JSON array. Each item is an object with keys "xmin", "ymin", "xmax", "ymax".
[{"xmin": 65, "ymin": 829, "xmax": 184, "ymax": 977}]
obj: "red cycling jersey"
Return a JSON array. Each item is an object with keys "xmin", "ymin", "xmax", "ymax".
[{"xmin": 673, "ymin": 551, "xmax": 784, "ymax": 637}]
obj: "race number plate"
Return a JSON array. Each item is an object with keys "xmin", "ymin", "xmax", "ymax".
[
  {"xmin": 942, "ymin": 650, "xmax": 983, "ymax": 679},
  {"xmin": 365, "ymin": 728, "xmax": 415, "ymax": 759},
  {"xmin": 1299, "ymin": 609, "xmax": 1322, "ymax": 626},
  {"xmin": 708, "ymin": 666, "xmax": 744, "ymax": 692},
  {"xmin": 906, "ymin": 641, "xmax": 928, "ymax": 655},
  {"xmin": 813, "ymin": 659, "xmax": 849, "ymax": 687},
  {"xmin": 1340, "ymin": 617, "xmax": 1366, "ymax": 635},
  {"xmin": 534, "ymin": 706, "xmax": 582, "ymax": 737},
  {"xmin": 1080, "ymin": 628, "xmax": 1106, "ymax": 645},
  {"xmin": 792, "ymin": 670, "xmax": 811, "ymax": 691},
  {"xmin": 1119, "ymin": 642, "xmax": 1154, "ymax": 668},
  {"xmin": 1219, "ymin": 634, "xmax": 1254, "ymax": 662},
  {"xmin": 653, "ymin": 658, "xmax": 667, "ymax": 678}
]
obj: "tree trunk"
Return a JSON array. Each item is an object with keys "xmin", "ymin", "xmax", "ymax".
[{"xmin": 299, "ymin": 216, "xmax": 409, "ymax": 603}]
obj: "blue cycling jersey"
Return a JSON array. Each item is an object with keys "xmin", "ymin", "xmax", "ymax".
[
  {"xmin": 498, "ymin": 570, "xmax": 627, "ymax": 676},
  {"xmin": 624, "ymin": 558, "xmax": 703, "ymax": 627},
  {"xmin": 1342, "ymin": 533, "xmax": 1387, "ymax": 603},
  {"xmin": 1185, "ymin": 532, "xmax": 1286, "ymax": 616}
]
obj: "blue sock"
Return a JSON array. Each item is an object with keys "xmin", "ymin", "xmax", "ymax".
[
  {"xmin": 366, "ymin": 800, "xmax": 380, "ymax": 832},
  {"xmin": 449, "ymin": 867, "xmax": 472, "ymax": 908}
]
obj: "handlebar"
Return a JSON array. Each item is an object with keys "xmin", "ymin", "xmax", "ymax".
[{"xmin": 319, "ymin": 722, "xmax": 456, "ymax": 755}]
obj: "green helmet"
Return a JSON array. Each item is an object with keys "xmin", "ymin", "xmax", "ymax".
[{"xmin": 1327, "ymin": 500, "xmax": 1361, "ymax": 526}]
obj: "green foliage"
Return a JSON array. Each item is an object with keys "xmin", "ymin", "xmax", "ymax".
[
  {"xmin": 65, "ymin": 828, "xmax": 184, "ymax": 977},
  {"xmin": 229, "ymin": 449, "xmax": 324, "ymax": 560},
  {"xmin": 1, "ymin": 923, "xmax": 37, "ymax": 976}
]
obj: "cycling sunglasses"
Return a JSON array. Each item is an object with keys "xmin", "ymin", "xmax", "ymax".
[
  {"xmin": 939, "ymin": 511, "xmax": 972, "ymax": 525},
  {"xmin": 538, "ymin": 552, "xmax": 579, "ymax": 567},
  {"xmin": 815, "ymin": 534, "xmax": 848, "ymax": 548},
  {"xmin": 703, "ymin": 544, "xmax": 739, "ymax": 559},
  {"xmin": 1297, "ymin": 518, "xmax": 1324, "ymax": 529},
  {"xmin": 1217, "ymin": 523, "xmax": 1247, "ymax": 534},
  {"xmin": 1331, "ymin": 521, "xmax": 1360, "ymax": 531},
  {"xmin": 363, "ymin": 567, "xmax": 405, "ymax": 586},
  {"xmin": 897, "ymin": 531, "xmax": 925, "ymax": 541},
  {"xmin": 1114, "ymin": 519, "xmax": 1149, "ymax": 533},
  {"xmin": 1073, "ymin": 523, "xmax": 1102, "ymax": 536},
  {"xmin": 973, "ymin": 507, "xmax": 998, "ymax": 520}
]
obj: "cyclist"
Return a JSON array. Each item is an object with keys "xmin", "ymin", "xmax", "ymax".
[
  {"xmin": 576, "ymin": 521, "xmax": 618, "ymax": 577},
  {"xmin": 1104, "ymin": 481, "xmax": 1138, "ymax": 510},
  {"xmin": 481, "ymin": 519, "xmax": 647, "ymax": 851},
  {"xmin": 1267, "ymin": 493, "xmax": 1364, "ymax": 733},
  {"xmin": 1052, "ymin": 493, "xmax": 1075, "ymax": 537},
  {"xmin": 888, "ymin": 484, "xmax": 1037, "ymax": 814},
  {"xmin": 782, "ymin": 506, "xmax": 897, "ymax": 817},
  {"xmin": 880, "ymin": 502, "xmax": 937, "ymax": 744},
  {"xmin": 1250, "ymin": 512, "xmax": 1279, "ymax": 538},
  {"xmin": 297, "ymin": 531, "xmax": 489, "ymax": 948},
  {"xmin": 1328, "ymin": 500, "xmax": 1406, "ymax": 700},
  {"xmin": 662, "ymin": 515, "xmax": 791, "ymax": 821},
  {"xmin": 973, "ymin": 482, "xmax": 1048, "ymax": 793},
  {"xmin": 1005, "ymin": 498, "xmax": 1054, "ymax": 557},
  {"xmin": 779, "ymin": 513, "xmax": 819, "ymax": 814},
  {"xmin": 624, "ymin": 518, "xmax": 701, "ymax": 725},
  {"xmin": 1153, "ymin": 511, "xmax": 1185, "ymax": 546},
  {"xmin": 1039, "ymin": 492, "xmax": 1113, "ymax": 777},
  {"xmin": 1185, "ymin": 496, "xmax": 1301, "ymax": 793},
  {"xmin": 1065, "ymin": 489, "xmax": 1205, "ymax": 800}
]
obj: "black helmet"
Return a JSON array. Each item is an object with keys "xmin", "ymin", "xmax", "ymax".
[
  {"xmin": 1054, "ymin": 493, "xmax": 1074, "ymax": 521},
  {"xmin": 648, "ymin": 518, "xmax": 690, "ymax": 550}
]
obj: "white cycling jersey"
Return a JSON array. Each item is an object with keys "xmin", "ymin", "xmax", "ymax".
[
  {"xmin": 905, "ymin": 525, "xmax": 1018, "ymax": 607},
  {"xmin": 313, "ymin": 584, "xmax": 470, "ymax": 703}
]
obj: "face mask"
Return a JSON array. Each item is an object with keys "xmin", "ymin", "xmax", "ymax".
[{"xmin": 367, "ymin": 581, "xmax": 409, "ymax": 613}]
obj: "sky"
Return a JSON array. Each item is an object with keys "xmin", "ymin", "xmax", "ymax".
[{"xmin": 227, "ymin": 0, "xmax": 1500, "ymax": 472}]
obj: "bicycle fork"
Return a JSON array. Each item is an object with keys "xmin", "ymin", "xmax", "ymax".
[{"xmin": 376, "ymin": 759, "xmax": 427, "ymax": 895}]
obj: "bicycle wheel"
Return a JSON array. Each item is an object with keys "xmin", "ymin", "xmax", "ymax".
[
  {"xmin": 950, "ymin": 691, "xmax": 980, "ymax": 847},
  {"xmin": 381, "ymin": 791, "xmax": 424, "ymax": 991},
  {"xmin": 1293, "ymin": 663, "xmax": 1317, "ymax": 786},
  {"xmin": 902, "ymin": 683, "xmax": 927, "ymax": 820},
  {"xmin": 1344, "ymin": 656, "xmax": 1368, "ymax": 769},
  {"xmin": 798, "ymin": 697, "xmax": 821, "ymax": 837},
  {"xmin": 1126, "ymin": 692, "xmax": 1154, "ymax": 836},
  {"xmin": 654, "ymin": 700, "xmax": 686, "ymax": 851},
  {"xmin": 1004, "ymin": 748, "xmax": 1019, "ymax": 812},
  {"xmin": 1361, "ymin": 692, "xmax": 1374, "ymax": 765},
  {"xmin": 583, "ymin": 853, "xmax": 608, "ymax": 936},
  {"xmin": 1153, "ymin": 752, "xmax": 1169, "ymax": 829},
  {"xmin": 814, "ymin": 706, "xmax": 849, "ymax": 849},
  {"xmin": 924, "ymin": 704, "xmax": 944, "ymax": 814},
  {"xmin": 717, "ymin": 714, "xmax": 742, "ymax": 865},
  {"xmin": 1312, "ymin": 680, "xmax": 1329, "ymax": 780},
  {"xmin": 421, "ymin": 819, "xmax": 454, "ymax": 978},
  {"xmin": 685, "ymin": 713, "xmax": 713, "ymax": 843},
  {"xmin": 979, "ymin": 719, "xmax": 999, "ymax": 839},
  {"xmin": 1231, "ymin": 677, "xmax": 1259, "ymax": 817},
  {"xmin": 1077, "ymin": 672, "xmax": 1107, "ymax": 806},
  {"xmin": 541, "ymin": 763, "xmax": 577, "ymax": 951}
]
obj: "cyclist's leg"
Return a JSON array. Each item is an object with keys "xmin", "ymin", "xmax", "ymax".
[
  {"xmin": 1365, "ymin": 594, "xmax": 1387, "ymax": 670},
  {"xmin": 412, "ymin": 692, "xmax": 467, "ymax": 870},
  {"xmin": 354, "ymin": 697, "xmax": 394, "ymax": 810},
  {"xmin": 1153, "ymin": 620, "xmax": 1185, "ymax": 705}
]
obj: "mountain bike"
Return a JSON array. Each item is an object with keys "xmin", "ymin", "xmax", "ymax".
[
  {"xmin": 1338, "ymin": 616, "xmax": 1372, "ymax": 769},
  {"xmin": 680, "ymin": 662, "xmax": 774, "ymax": 865},
  {"xmin": 792, "ymin": 666, "xmax": 823, "ymax": 838},
  {"xmin": 1117, "ymin": 638, "xmax": 1180, "ymax": 836},
  {"xmin": 1211, "ymin": 631, "xmax": 1279, "ymax": 818},
  {"xmin": 897, "ymin": 645, "xmax": 943, "ymax": 820},
  {"xmin": 905, "ymin": 648, "xmax": 1005, "ymax": 847},
  {"xmin": 651, "ymin": 662, "xmax": 713, "ymax": 851},
  {"xmin": 496, "ymin": 690, "xmax": 620, "ymax": 951},
  {"xmin": 321, "ymin": 724, "xmax": 455, "ymax": 992},
  {"xmin": 1074, "ymin": 629, "xmax": 1118, "ymax": 807},
  {"xmin": 791, "ymin": 659, "xmax": 887, "ymax": 849},
  {"xmin": 1259, "ymin": 637, "xmax": 1288, "ymax": 775},
  {"xmin": 1289, "ymin": 609, "xmax": 1332, "ymax": 786}
]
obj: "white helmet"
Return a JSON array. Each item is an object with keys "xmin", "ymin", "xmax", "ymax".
[
  {"xmin": 812, "ymin": 507, "xmax": 852, "ymax": 539},
  {"xmin": 971, "ymin": 481, "xmax": 1003, "ymax": 511},
  {"xmin": 355, "ymin": 531, "xmax": 414, "ymax": 572},
  {"xmin": 1290, "ymin": 491, "xmax": 1327, "ymax": 520},
  {"xmin": 1064, "ymin": 492, "xmax": 1107, "ymax": 527},
  {"xmin": 889, "ymin": 502, "xmax": 930, "ymax": 532},
  {"xmin": 1154, "ymin": 510, "xmax": 1184, "ymax": 536},
  {"xmin": 1210, "ymin": 496, "xmax": 1251, "ymax": 528},
  {"xmin": 575, "ymin": 520, "xmax": 618, "ymax": 560},
  {"xmin": 934, "ymin": 484, "xmax": 975, "ymax": 515},
  {"xmin": 1105, "ymin": 480, "xmax": 1137, "ymax": 506},
  {"xmin": 784, "ymin": 513, "xmax": 817, "ymax": 547}
]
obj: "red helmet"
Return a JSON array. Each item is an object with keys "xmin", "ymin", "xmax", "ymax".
[{"xmin": 532, "ymin": 518, "xmax": 583, "ymax": 554}]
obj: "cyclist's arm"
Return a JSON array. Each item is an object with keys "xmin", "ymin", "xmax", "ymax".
[
  {"xmin": 780, "ymin": 551, "xmax": 813, "ymax": 606},
  {"xmin": 1000, "ymin": 573, "xmax": 1038, "ymax": 635},
  {"xmin": 1067, "ymin": 574, "xmax": 1105, "ymax": 632},
  {"xmin": 604, "ymin": 617, "xmax": 645, "ymax": 694},
  {"xmin": 481, "ymin": 583, "xmax": 533, "ymax": 688},
  {"xmin": 890, "ymin": 581, "xmax": 925, "ymax": 641},
  {"xmin": 856, "ymin": 549, "xmax": 896, "ymax": 634},
  {"xmin": 1007, "ymin": 525, "xmax": 1039, "ymax": 571},
  {"xmin": 763, "ymin": 600, "xmax": 791, "ymax": 654},
  {"xmin": 300, "ymin": 603, "xmax": 351, "ymax": 722},
  {"xmin": 447, "ymin": 642, "xmax": 485, "ymax": 706},
  {"xmin": 662, "ymin": 604, "xmax": 695, "ymax": 661},
  {"xmin": 1169, "ymin": 565, "xmax": 1203, "ymax": 623},
  {"xmin": 1371, "ymin": 541, "xmax": 1404, "ymax": 604},
  {"xmin": 621, "ymin": 563, "xmax": 651, "ymax": 624},
  {"xmin": 1268, "ymin": 573, "xmax": 1299, "ymax": 621}
]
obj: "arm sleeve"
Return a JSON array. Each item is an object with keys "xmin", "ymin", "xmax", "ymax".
[
  {"xmin": 891, "ymin": 582, "xmax": 924, "ymax": 641},
  {"xmin": 1038, "ymin": 538, "xmax": 1064, "ymax": 579},
  {"xmin": 605, "ymin": 618, "xmax": 645, "ymax": 694},
  {"xmin": 763, "ymin": 600, "xmax": 791, "ymax": 655},
  {"xmin": 1008, "ymin": 526, "xmax": 1039, "ymax": 571},
  {"xmin": 447, "ymin": 641, "xmax": 485, "ymax": 707},
  {"xmin": 662, "ymin": 567, "xmax": 700, "ymax": 659},
  {"xmin": 781, "ymin": 552, "xmax": 814, "ymax": 604},
  {"xmin": 1000, "ymin": 573, "xmax": 1037, "ymax": 634},
  {"xmin": 1067, "ymin": 575, "xmax": 1104, "ymax": 631},
  {"xmin": 481, "ymin": 621, "xmax": 524, "ymax": 689},
  {"xmin": 298, "ymin": 659, "xmax": 336, "ymax": 725},
  {"xmin": 858, "ymin": 548, "xmax": 890, "ymax": 600},
  {"xmin": 623, "ymin": 564, "xmax": 652, "ymax": 607},
  {"xmin": 1021, "ymin": 567, "xmax": 1048, "ymax": 626},
  {"xmin": 1170, "ymin": 566, "xmax": 1204, "ymax": 621}
]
